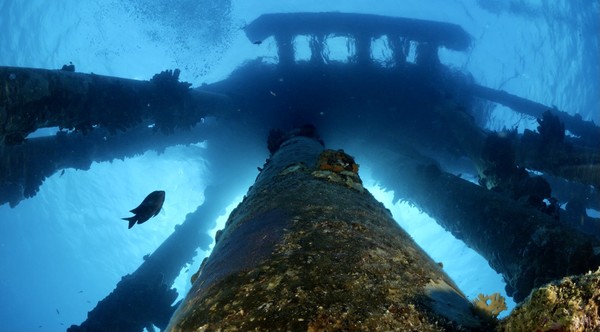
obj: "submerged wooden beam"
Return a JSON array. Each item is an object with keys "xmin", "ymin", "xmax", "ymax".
[{"xmin": 167, "ymin": 129, "xmax": 486, "ymax": 331}]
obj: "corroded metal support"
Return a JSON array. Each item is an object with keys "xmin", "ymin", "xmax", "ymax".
[
  {"xmin": 516, "ymin": 128, "xmax": 600, "ymax": 189},
  {"xmin": 441, "ymin": 106, "xmax": 599, "ymax": 201},
  {"xmin": 376, "ymin": 147, "xmax": 600, "ymax": 303},
  {"xmin": 68, "ymin": 184, "xmax": 234, "ymax": 332},
  {"xmin": 446, "ymin": 108, "xmax": 600, "ymax": 239},
  {"xmin": 0, "ymin": 124, "xmax": 214, "ymax": 207},
  {"xmin": 0, "ymin": 66, "xmax": 231, "ymax": 145},
  {"xmin": 354, "ymin": 32, "xmax": 372, "ymax": 64},
  {"xmin": 388, "ymin": 34, "xmax": 409, "ymax": 65},
  {"xmin": 470, "ymin": 83, "xmax": 600, "ymax": 146},
  {"xmin": 167, "ymin": 129, "xmax": 485, "ymax": 331},
  {"xmin": 274, "ymin": 34, "xmax": 295, "ymax": 65}
]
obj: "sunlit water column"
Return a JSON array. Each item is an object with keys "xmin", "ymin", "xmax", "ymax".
[{"xmin": 166, "ymin": 128, "xmax": 485, "ymax": 331}]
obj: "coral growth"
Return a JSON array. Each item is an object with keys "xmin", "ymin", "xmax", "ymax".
[
  {"xmin": 317, "ymin": 149, "xmax": 359, "ymax": 174},
  {"xmin": 498, "ymin": 269, "xmax": 600, "ymax": 332},
  {"xmin": 479, "ymin": 132, "xmax": 559, "ymax": 218},
  {"xmin": 149, "ymin": 69, "xmax": 195, "ymax": 134},
  {"xmin": 313, "ymin": 149, "xmax": 363, "ymax": 192},
  {"xmin": 472, "ymin": 292, "xmax": 507, "ymax": 319},
  {"xmin": 537, "ymin": 110, "xmax": 565, "ymax": 146}
]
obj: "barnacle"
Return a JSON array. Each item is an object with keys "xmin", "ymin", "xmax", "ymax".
[{"xmin": 472, "ymin": 292, "xmax": 507, "ymax": 318}]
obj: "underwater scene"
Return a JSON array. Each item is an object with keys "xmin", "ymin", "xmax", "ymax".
[{"xmin": 0, "ymin": 1, "xmax": 599, "ymax": 331}]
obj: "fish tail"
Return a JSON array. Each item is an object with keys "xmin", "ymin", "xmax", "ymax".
[{"xmin": 122, "ymin": 217, "xmax": 137, "ymax": 229}]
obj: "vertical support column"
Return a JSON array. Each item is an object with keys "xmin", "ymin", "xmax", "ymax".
[
  {"xmin": 166, "ymin": 129, "xmax": 484, "ymax": 331},
  {"xmin": 354, "ymin": 33, "xmax": 372, "ymax": 64},
  {"xmin": 275, "ymin": 34, "xmax": 295, "ymax": 66},
  {"xmin": 416, "ymin": 42, "xmax": 441, "ymax": 68},
  {"xmin": 309, "ymin": 35, "xmax": 325, "ymax": 64},
  {"xmin": 388, "ymin": 34, "xmax": 408, "ymax": 66}
]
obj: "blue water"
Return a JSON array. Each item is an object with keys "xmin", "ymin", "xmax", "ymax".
[{"xmin": 1, "ymin": 1, "xmax": 598, "ymax": 331}]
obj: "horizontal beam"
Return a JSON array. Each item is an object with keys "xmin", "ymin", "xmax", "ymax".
[
  {"xmin": 470, "ymin": 83, "xmax": 600, "ymax": 146},
  {"xmin": 0, "ymin": 123, "xmax": 214, "ymax": 207},
  {"xmin": 376, "ymin": 148, "xmax": 600, "ymax": 302},
  {"xmin": 245, "ymin": 12, "xmax": 471, "ymax": 51},
  {"xmin": 0, "ymin": 66, "xmax": 231, "ymax": 145}
]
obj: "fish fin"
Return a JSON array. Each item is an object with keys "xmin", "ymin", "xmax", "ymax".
[
  {"xmin": 130, "ymin": 202, "xmax": 147, "ymax": 214},
  {"xmin": 137, "ymin": 219, "xmax": 148, "ymax": 225},
  {"xmin": 154, "ymin": 208, "xmax": 164, "ymax": 217},
  {"xmin": 122, "ymin": 217, "xmax": 137, "ymax": 229},
  {"xmin": 160, "ymin": 208, "xmax": 166, "ymax": 216}
]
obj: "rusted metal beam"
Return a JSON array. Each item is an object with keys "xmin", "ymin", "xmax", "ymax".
[
  {"xmin": 0, "ymin": 123, "xmax": 214, "ymax": 207},
  {"xmin": 470, "ymin": 83, "xmax": 600, "ymax": 146},
  {"xmin": 0, "ymin": 66, "xmax": 231, "ymax": 145},
  {"xmin": 245, "ymin": 12, "xmax": 471, "ymax": 51},
  {"xmin": 373, "ymin": 146, "xmax": 600, "ymax": 303}
]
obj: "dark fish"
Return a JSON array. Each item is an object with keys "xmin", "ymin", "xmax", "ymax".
[
  {"xmin": 122, "ymin": 190, "xmax": 165, "ymax": 229},
  {"xmin": 253, "ymin": 40, "xmax": 262, "ymax": 45},
  {"xmin": 56, "ymin": 309, "xmax": 60, "ymax": 314}
]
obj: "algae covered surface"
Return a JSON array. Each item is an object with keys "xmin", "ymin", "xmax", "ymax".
[
  {"xmin": 168, "ymin": 145, "xmax": 484, "ymax": 331},
  {"xmin": 497, "ymin": 268, "xmax": 600, "ymax": 331}
]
